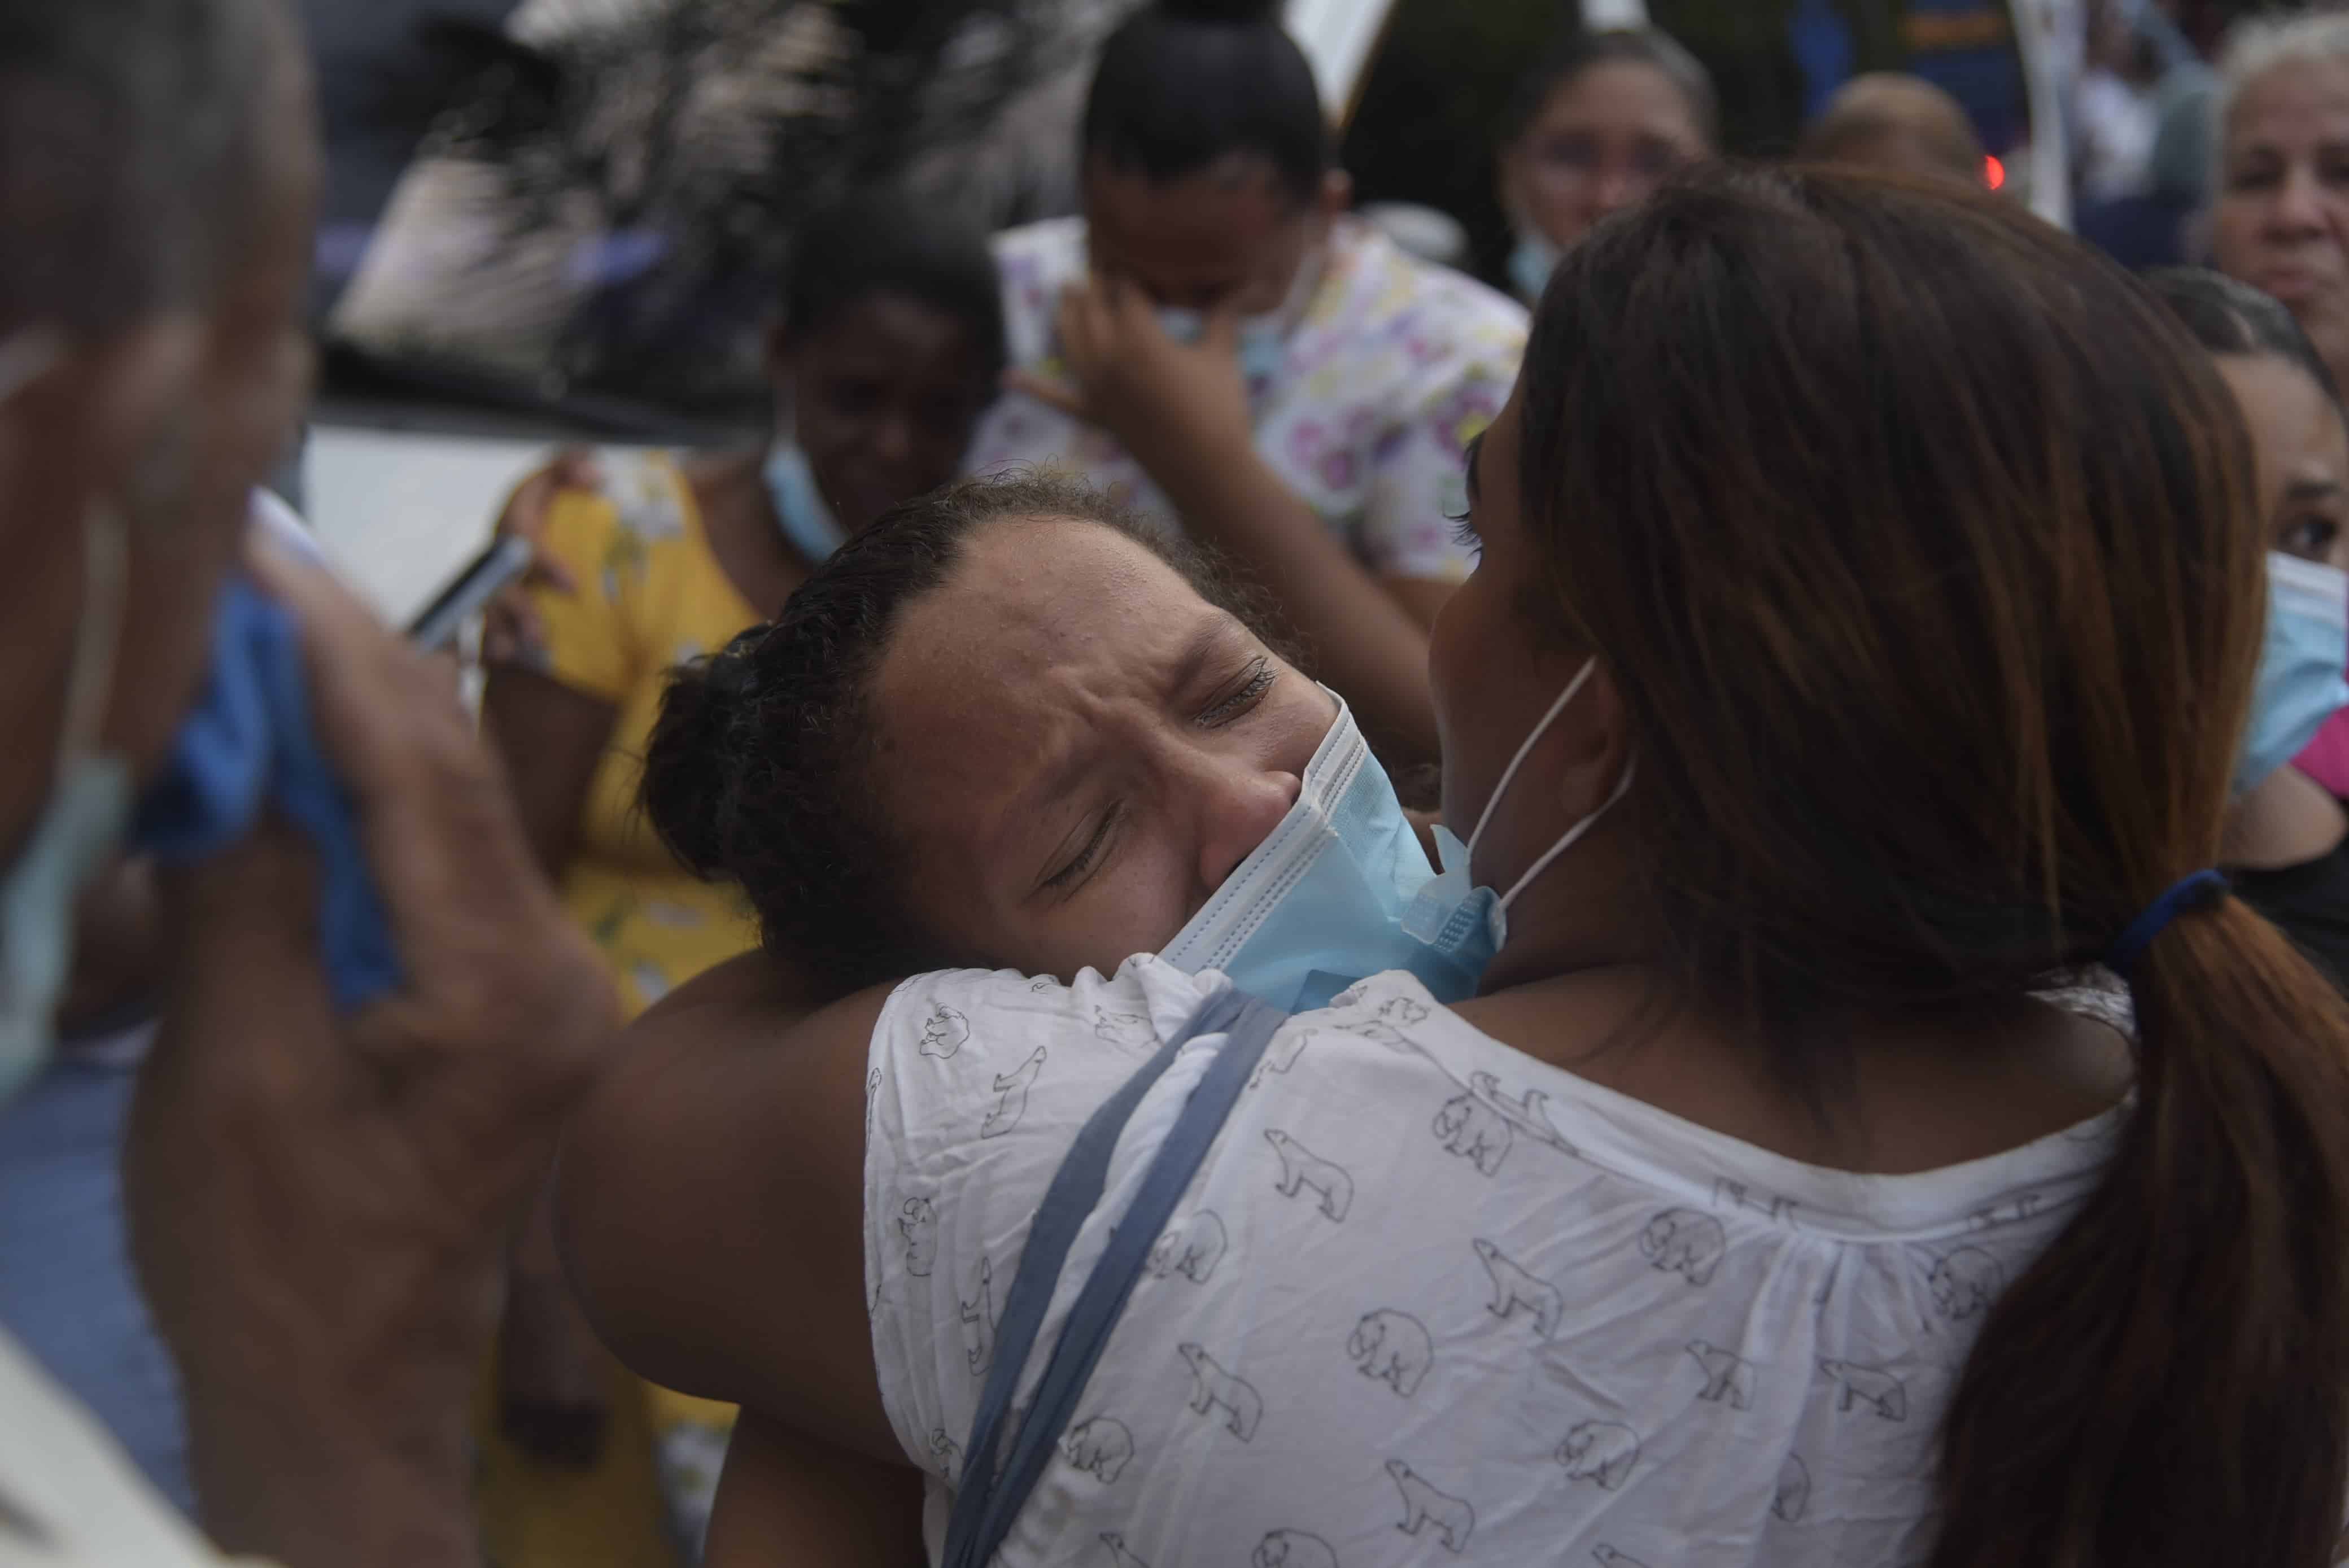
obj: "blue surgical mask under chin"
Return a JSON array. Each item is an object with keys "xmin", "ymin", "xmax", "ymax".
[
  {"xmin": 1401, "ymin": 657, "xmax": 1634, "ymax": 978},
  {"xmin": 1508, "ymin": 230, "xmax": 1562, "ymax": 306},
  {"xmin": 763, "ymin": 439, "xmax": 849, "ymax": 566},
  {"xmin": 2239, "ymin": 551, "xmax": 2349, "ymax": 794},
  {"xmin": 1158, "ymin": 693, "xmax": 1479, "ymax": 1012},
  {"xmin": 1155, "ymin": 307, "xmax": 1290, "ymax": 389},
  {"xmin": 0, "ymin": 485, "xmax": 132, "ymax": 1104}
]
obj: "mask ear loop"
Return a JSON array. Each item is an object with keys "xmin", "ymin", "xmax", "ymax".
[
  {"xmin": 1495, "ymin": 755, "xmax": 1635, "ymax": 914},
  {"xmin": 55, "ymin": 503, "xmax": 129, "ymax": 787},
  {"xmin": 1465, "ymin": 656, "xmax": 1600, "ymax": 855}
]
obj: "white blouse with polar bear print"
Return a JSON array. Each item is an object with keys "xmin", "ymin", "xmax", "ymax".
[{"xmin": 862, "ymin": 957, "xmax": 2122, "ymax": 1568}]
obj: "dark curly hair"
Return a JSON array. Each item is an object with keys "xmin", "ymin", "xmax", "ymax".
[{"xmin": 639, "ymin": 469, "xmax": 1277, "ymax": 989}]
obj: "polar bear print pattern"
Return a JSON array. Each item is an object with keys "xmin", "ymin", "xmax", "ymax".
[
  {"xmin": 958, "ymin": 1256, "xmax": 997, "ymax": 1375},
  {"xmin": 1147, "ymin": 1209, "xmax": 1229, "ymax": 1284},
  {"xmin": 1820, "ymin": 1359, "xmax": 1907, "ymax": 1420},
  {"xmin": 1711, "ymin": 1177, "xmax": 1797, "ymax": 1225},
  {"xmin": 1469, "ymin": 1071, "xmax": 1571, "ymax": 1151},
  {"xmin": 1094, "ymin": 1008, "xmax": 1155, "ymax": 1050},
  {"xmin": 1473, "ymin": 1238, "xmax": 1564, "ymax": 1338},
  {"xmin": 1773, "ymin": 1453, "xmax": 1811, "ymax": 1522},
  {"xmin": 1967, "ymin": 1192, "xmax": 2044, "ymax": 1230},
  {"xmin": 898, "ymin": 1196, "xmax": 937, "ymax": 1277},
  {"xmin": 926, "ymin": 1427, "xmax": 962, "ymax": 1484},
  {"xmin": 1254, "ymin": 1530, "xmax": 1339, "ymax": 1568},
  {"xmin": 1385, "ymin": 1460, "xmax": 1474, "ymax": 1552},
  {"xmin": 1062, "ymin": 1415, "xmax": 1135, "ymax": 1483},
  {"xmin": 1433, "ymin": 1093, "xmax": 1514, "ymax": 1176},
  {"xmin": 1927, "ymin": 1247, "xmax": 2003, "ymax": 1320},
  {"xmin": 918, "ymin": 1005, "xmax": 968, "ymax": 1059},
  {"xmin": 1098, "ymin": 1531, "xmax": 1150, "ymax": 1568},
  {"xmin": 1347, "ymin": 1309, "xmax": 1434, "ymax": 1397},
  {"xmin": 1178, "ymin": 1343, "xmax": 1263, "ymax": 1440},
  {"xmin": 1639, "ymin": 1208, "xmax": 1727, "ymax": 1286},
  {"xmin": 980, "ymin": 1047, "xmax": 1046, "ymax": 1139},
  {"xmin": 1556, "ymin": 1421, "xmax": 1640, "ymax": 1490},
  {"xmin": 1264, "ymin": 1129, "xmax": 1353, "ymax": 1220},
  {"xmin": 1686, "ymin": 1340, "xmax": 1756, "ymax": 1409},
  {"xmin": 1249, "ymin": 1028, "xmax": 1315, "ymax": 1090}
]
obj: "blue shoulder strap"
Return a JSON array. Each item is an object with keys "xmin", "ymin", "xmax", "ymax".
[{"xmin": 940, "ymin": 985, "xmax": 1287, "ymax": 1568}]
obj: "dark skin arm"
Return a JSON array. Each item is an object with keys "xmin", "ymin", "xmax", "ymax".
[
  {"xmin": 478, "ymin": 663, "xmax": 621, "ymax": 1457},
  {"xmin": 556, "ymin": 954, "xmax": 898, "ymax": 1453},
  {"xmin": 704, "ymin": 1412, "xmax": 925, "ymax": 1568},
  {"xmin": 561, "ymin": 952, "xmax": 918, "ymax": 1556},
  {"xmin": 479, "ymin": 666, "xmax": 616, "ymax": 882}
]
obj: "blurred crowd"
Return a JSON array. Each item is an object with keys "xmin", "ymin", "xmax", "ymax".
[{"xmin": 16, "ymin": 2, "xmax": 2349, "ymax": 1568}]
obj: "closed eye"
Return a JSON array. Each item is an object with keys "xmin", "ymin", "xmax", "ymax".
[
  {"xmin": 1198, "ymin": 656, "xmax": 1276, "ymax": 728},
  {"xmin": 1041, "ymin": 801, "xmax": 1123, "ymax": 894}
]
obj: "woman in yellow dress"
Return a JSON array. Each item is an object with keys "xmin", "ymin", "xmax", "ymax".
[{"xmin": 474, "ymin": 187, "xmax": 1004, "ymax": 1568}]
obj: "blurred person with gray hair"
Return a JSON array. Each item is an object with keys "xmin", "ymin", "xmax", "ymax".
[
  {"xmin": 0, "ymin": 3, "xmax": 617, "ymax": 1567},
  {"xmin": 2211, "ymin": 10, "xmax": 2349, "ymax": 395}
]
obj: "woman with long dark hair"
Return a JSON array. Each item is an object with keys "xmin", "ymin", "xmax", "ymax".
[{"xmin": 564, "ymin": 169, "xmax": 2349, "ymax": 1567}]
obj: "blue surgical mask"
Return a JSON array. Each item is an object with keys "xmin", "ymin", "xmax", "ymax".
[
  {"xmin": 2241, "ymin": 551, "xmax": 2349, "ymax": 793},
  {"xmin": 0, "ymin": 449, "xmax": 133, "ymax": 1103},
  {"xmin": 1159, "ymin": 695, "xmax": 1480, "ymax": 1012},
  {"xmin": 1508, "ymin": 230, "xmax": 1561, "ymax": 305},
  {"xmin": 1403, "ymin": 658, "xmax": 1634, "ymax": 977},
  {"xmin": 1155, "ymin": 307, "xmax": 1289, "ymax": 389},
  {"xmin": 763, "ymin": 440, "xmax": 848, "ymax": 566}
]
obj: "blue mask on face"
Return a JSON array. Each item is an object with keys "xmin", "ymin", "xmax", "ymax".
[
  {"xmin": 763, "ymin": 440, "xmax": 848, "ymax": 566},
  {"xmin": 1507, "ymin": 230, "xmax": 1561, "ymax": 305},
  {"xmin": 2240, "ymin": 551, "xmax": 2349, "ymax": 794},
  {"xmin": 1156, "ymin": 307, "xmax": 1289, "ymax": 389},
  {"xmin": 1158, "ymin": 696, "xmax": 1482, "ymax": 1012},
  {"xmin": 1403, "ymin": 658, "xmax": 1634, "ymax": 975}
]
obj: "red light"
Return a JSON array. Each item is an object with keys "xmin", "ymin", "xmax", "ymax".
[{"xmin": 1984, "ymin": 154, "xmax": 2006, "ymax": 190}]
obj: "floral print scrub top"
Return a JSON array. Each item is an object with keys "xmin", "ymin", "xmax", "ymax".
[{"xmin": 966, "ymin": 217, "xmax": 1529, "ymax": 586}]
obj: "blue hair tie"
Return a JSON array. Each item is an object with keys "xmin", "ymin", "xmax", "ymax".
[{"xmin": 2106, "ymin": 868, "xmax": 2230, "ymax": 977}]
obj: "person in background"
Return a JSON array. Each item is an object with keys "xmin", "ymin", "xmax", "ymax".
[
  {"xmin": 1797, "ymin": 72, "xmax": 1988, "ymax": 184},
  {"xmin": 1494, "ymin": 27, "xmax": 1717, "ymax": 307},
  {"xmin": 2147, "ymin": 268, "xmax": 2349, "ymax": 986},
  {"xmin": 0, "ymin": 3, "xmax": 615, "ymax": 1568},
  {"xmin": 2208, "ymin": 12, "xmax": 2349, "ymax": 798},
  {"xmin": 968, "ymin": 0, "xmax": 1526, "ymax": 767},
  {"xmin": 0, "ymin": 491, "xmax": 324, "ymax": 1521},
  {"xmin": 2211, "ymin": 12, "xmax": 2349, "ymax": 400},
  {"xmin": 474, "ymin": 184, "xmax": 1004, "ymax": 1567}
]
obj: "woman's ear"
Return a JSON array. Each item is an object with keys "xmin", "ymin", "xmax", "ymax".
[{"xmin": 1548, "ymin": 662, "xmax": 1634, "ymax": 823}]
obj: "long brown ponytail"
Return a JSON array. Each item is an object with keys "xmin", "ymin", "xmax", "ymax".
[{"xmin": 1516, "ymin": 166, "xmax": 2349, "ymax": 1567}]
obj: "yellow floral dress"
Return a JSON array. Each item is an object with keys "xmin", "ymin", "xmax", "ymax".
[
  {"xmin": 529, "ymin": 451, "xmax": 765, "ymax": 1015},
  {"xmin": 478, "ymin": 451, "xmax": 760, "ymax": 1568}
]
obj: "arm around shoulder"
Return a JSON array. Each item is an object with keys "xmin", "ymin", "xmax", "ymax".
[{"xmin": 554, "ymin": 956, "xmax": 906, "ymax": 1462}]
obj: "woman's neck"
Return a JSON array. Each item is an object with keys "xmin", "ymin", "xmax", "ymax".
[
  {"xmin": 686, "ymin": 446, "xmax": 811, "ymax": 615},
  {"xmin": 1455, "ymin": 835, "xmax": 2131, "ymax": 1173},
  {"xmin": 2223, "ymin": 764, "xmax": 2347, "ymax": 872}
]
